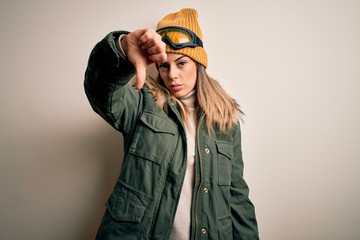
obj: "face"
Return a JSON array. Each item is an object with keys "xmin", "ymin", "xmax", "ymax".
[{"xmin": 158, "ymin": 53, "xmax": 197, "ymax": 98}]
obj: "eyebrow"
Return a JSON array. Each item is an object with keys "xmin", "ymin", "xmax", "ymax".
[
  {"xmin": 159, "ymin": 55, "xmax": 188, "ymax": 66},
  {"xmin": 175, "ymin": 55, "xmax": 188, "ymax": 62}
]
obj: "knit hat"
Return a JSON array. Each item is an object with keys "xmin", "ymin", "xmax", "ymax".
[{"xmin": 157, "ymin": 8, "xmax": 208, "ymax": 68}]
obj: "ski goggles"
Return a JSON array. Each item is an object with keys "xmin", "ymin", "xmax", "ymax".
[{"xmin": 156, "ymin": 26, "xmax": 203, "ymax": 50}]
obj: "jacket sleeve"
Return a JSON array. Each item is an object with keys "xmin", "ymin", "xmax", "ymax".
[
  {"xmin": 230, "ymin": 124, "xmax": 259, "ymax": 239},
  {"xmin": 84, "ymin": 31, "xmax": 143, "ymax": 135}
]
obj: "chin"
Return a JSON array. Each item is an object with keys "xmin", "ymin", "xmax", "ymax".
[{"xmin": 172, "ymin": 91, "xmax": 187, "ymax": 99}]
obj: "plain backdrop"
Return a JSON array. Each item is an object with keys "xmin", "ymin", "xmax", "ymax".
[{"xmin": 1, "ymin": 0, "xmax": 359, "ymax": 239}]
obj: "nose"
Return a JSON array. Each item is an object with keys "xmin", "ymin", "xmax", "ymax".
[{"xmin": 168, "ymin": 65, "xmax": 178, "ymax": 80}]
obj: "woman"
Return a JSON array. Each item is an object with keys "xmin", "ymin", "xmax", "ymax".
[{"xmin": 85, "ymin": 8, "xmax": 259, "ymax": 240}]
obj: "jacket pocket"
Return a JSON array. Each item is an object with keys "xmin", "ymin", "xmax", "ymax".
[
  {"xmin": 106, "ymin": 184, "xmax": 149, "ymax": 223},
  {"xmin": 218, "ymin": 215, "xmax": 233, "ymax": 240},
  {"xmin": 216, "ymin": 140, "xmax": 233, "ymax": 186},
  {"xmin": 129, "ymin": 112, "xmax": 177, "ymax": 164},
  {"xmin": 123, "ymin": 112, "xmax": 178, "ymax": 196}
]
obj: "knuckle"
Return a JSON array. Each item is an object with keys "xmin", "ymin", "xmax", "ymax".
[{"xmin": 154, "ymin": 45, "xmax": 162, "ymax": 52}]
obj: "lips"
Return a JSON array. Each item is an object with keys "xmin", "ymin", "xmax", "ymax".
[{"xmin": 169, "ymin": 83, "xmax": 183, "ymax": 92}]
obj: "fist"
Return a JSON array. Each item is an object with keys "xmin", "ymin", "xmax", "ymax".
[{"xmin": 120, "ymin": 28, "xmax": 167, "ymax": 90}]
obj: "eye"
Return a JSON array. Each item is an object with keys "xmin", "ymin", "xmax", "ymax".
[
  {"xmin": 177, "ymin": 61, "xmax": 187, "ymax": 67},
  {"xmin": 158, "ymin": 63, "xmax": 169, "ymax": 71}
]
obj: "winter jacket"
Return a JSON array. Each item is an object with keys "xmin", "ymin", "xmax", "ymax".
[{"xmin": 84, "ymin": 31, "xmax": 259, "ymax": 240}]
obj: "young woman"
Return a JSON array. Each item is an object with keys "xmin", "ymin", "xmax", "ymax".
[{"xmin": 85, "ymin": 8, "xmax": 259, "ymax": 240}]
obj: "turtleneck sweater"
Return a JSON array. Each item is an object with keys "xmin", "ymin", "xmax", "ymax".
[{"xmin": 170, "ymin": 90, "xmax": 196, "ymax": 240}]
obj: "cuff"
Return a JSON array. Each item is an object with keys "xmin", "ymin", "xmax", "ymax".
[{"xmin": 117, "ymin": 34, "xmax": 127, "ymax": 57}]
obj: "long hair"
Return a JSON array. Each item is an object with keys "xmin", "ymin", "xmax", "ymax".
[{"xmin": 146, "ymin": 63, "xmax": 243, "ymax": 133}]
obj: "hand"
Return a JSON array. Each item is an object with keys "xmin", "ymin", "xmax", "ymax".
[{"xmin": 120, "ymin": 28, "xmax": 167, "ymax": 90}]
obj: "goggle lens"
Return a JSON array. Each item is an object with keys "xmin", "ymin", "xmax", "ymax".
[
  {"xmin": 165, "ymin": 31, "xmax": 193, "ymax": 44},
  {"xmin": 157, "ymin": 26, "xmax": 203, "ymax": 50}
]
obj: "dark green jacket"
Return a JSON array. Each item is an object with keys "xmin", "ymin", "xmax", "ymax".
[{"xmin": 84, "ymin": 31, "xmax": 259, "ymax": 240}]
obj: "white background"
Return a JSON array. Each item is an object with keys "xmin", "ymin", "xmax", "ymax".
[{"xmin": 1, "ymin": 0, "xmax": 359, "ymax": 239}]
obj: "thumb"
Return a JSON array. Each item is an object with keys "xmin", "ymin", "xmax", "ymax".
[{"xmin": 134, "ymin": 63, "xmax": 147, "ymax": 91}]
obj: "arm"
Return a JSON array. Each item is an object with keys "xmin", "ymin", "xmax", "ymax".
[
  {"xmin": 84, "ymin": 29, "xmax": 167, "ymax": 134},
  {"xmin": 84, "ymin": 31, "xmax": 140, "ymax": 134},
  {"xmin": 230, "ymin": 124, "xmax": 259, "ymax": 240}
]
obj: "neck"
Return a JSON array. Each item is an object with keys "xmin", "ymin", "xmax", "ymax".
[{"xmin": 180, "ymin": 89, "xmax": 196, "ymax": 109}]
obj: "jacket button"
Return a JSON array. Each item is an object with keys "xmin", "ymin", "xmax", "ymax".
[
  {"xmin": 201, "ymin": 228, "xmax": 207, "ymax": 235},
  {"xmin": 203, "ymin": 187, "xmax": 209, "ymax": 193},
  {"xmin": 204, "ymin": 148, "xmax": 210, "ymax": 154}
]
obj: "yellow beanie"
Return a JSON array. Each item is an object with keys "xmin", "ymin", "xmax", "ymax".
[{"xmin": 156, "ymin": 8, "xmax": 208, "ymax": 68}]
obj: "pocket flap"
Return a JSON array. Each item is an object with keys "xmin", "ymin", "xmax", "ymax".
[
  {"xmin": 216, "ymin": 141, "xmax": 233, "ymax": 160},
  {"xmin": 140, "ymin": 112, "xmax": 177, "ymax": 135},
  {"xmin": 106, "ymin": 185, "xmax": 149, "ymax": 223}
]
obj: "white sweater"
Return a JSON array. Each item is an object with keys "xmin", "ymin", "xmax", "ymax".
[{"xmin": 170, "ymin": 90, "xmax": 196, "ymax": 240}]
